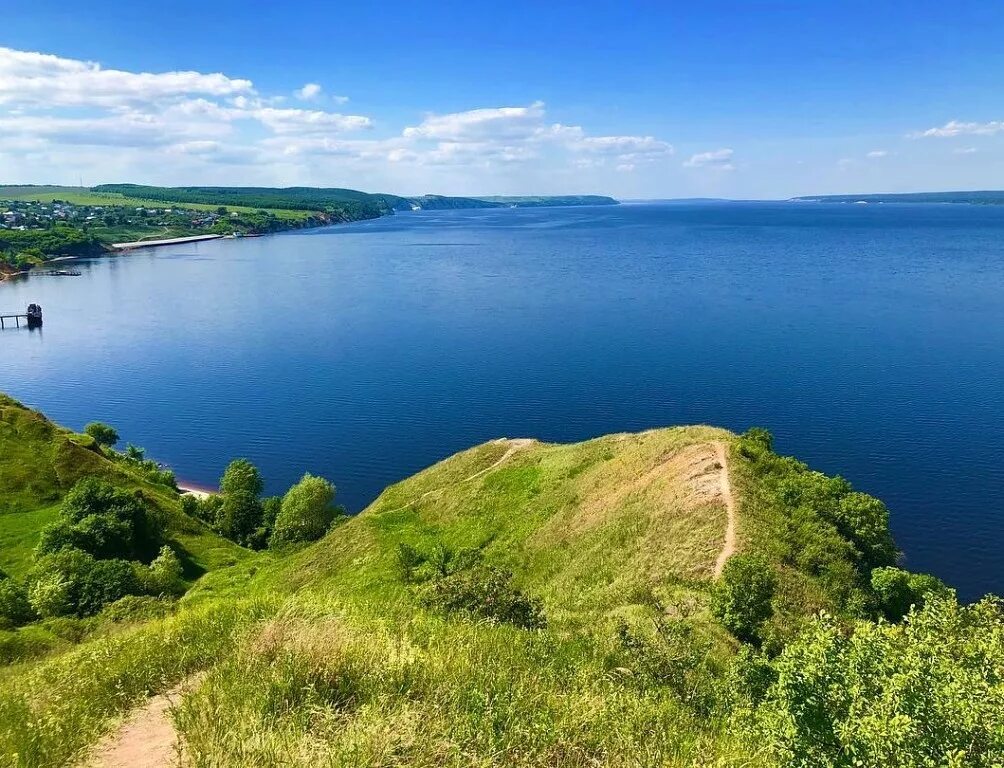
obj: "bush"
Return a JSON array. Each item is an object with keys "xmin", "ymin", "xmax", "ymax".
[
  {"xmin": 711, "ymin": 553, "xmax": 776, "ymax": 644},
  {"xmin": 28, "ymin": 573, "xmax": 71, "ymax": 619},
  {"xmin": 144, "ymin": 546, "xmax": 185, "ymax": 597},
  {"xmin": 871, "ymin": 566, "xmax": 949, "ymax": 621},
  {"xmin": 0, "ymin": 579, "xmax": 36, "ymax": 628},
  {"xmin": 422, "ymin": 567, "xmax": 546, "ymax": 629},
  {"xmin": 83, "ymin": 422, "xmax": 119, "ymax": 448},
  {"xmin": 29, "ymin": 549, "xmax": 142, "ymax": 618},
  {"xmin": 395, "ymin": 543, "xmax": 425, "ymax": 583},
  {"xmin": 36, "ymin": 477, "xmax": 160, "ymax": 562},
  {"xmin": 271, "ymin": 473, "xmax": 340, "ymax": 545},
  {"xmin": 753, "ymin": 596, "xmax": 1004, "ymax": 767}
]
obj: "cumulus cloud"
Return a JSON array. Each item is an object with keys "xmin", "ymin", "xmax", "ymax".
[
  {"xmin": 0, "ymin": 46, "xmax": 676, "ymax": 188},
  {"xmin": 403, "ymin": 102, "xmax": 547, "ymax": 141},
  {"xmin": 397, "ymin": 102, "xmax": 672, "ymax": 168},
  {"xmin": 295, "ymin": 83, "xmax": 322, "ymax": 100},
  {"xmin": 0, "ymin": 46, "xmax": 254, "ymax": 108},
  {"xmin": 683, "ymin": 148, "xmax": 734, "ymax": 170},
  {"xmin": 910, "ymin": 120, "xmax": 1004, "ymax": 138},
  {"xmin": 866, "ymin": 150, "xmax": 888, "ymax": 158}
]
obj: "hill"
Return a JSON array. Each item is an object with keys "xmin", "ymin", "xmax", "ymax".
[
  {"xmin": 1, "ymin": 414, "xmax": 1000, "ymax": 767},
  {"xmin": 0, "ymin": 395, "xmax": 243, "ymax": 579}
]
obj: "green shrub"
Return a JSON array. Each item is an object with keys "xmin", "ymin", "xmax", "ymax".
[
  {"xmin": 395, "ymin": 543, "xmax": 425, "ymax": 583},
  {"xmin": 83, "ymin": 422, "xmax": 119, "ymax": 448},
  {"xmin": 871, "ymin": 566, "xmax": 950, "ymax": 621},
  {"xmin": 0, "ymin": 626, "xmax": 61, "ymax": 665},
  {"xmin": 29, "ymin": 549, "xmax": 143, "ymax": 618},
  {"xmin": 36, "ymin": 477, "xmax": 161, "ymax": 562},
  {"xmin": 0, "ymin": 579, "xmax": 35, "ymax": 628},
  {"xmin": 143, "ymin": 545, "xmax": 185, "ymax": 596},
  {"xmin": 28, "ymin": 573, "xmax": 71, "ymax": 619},
  {"xmin": 422, "ymin": 567, "xmax": 546, "ymax": 629},
  {"xmin": 614, "ymin": 616, "xmax": 718, "ymax": 711},
  {"xmin": 271, "ymin": 473, "xmax": 340, "ymax": 545},
  {"xmin": 711, "ymin": 553, "xmax": 776, "ymax": 644},
  {"xmin": 753, "ymin": 596, "xmax": 1004, "ymax": 767}
]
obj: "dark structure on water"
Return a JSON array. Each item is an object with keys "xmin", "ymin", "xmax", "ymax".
[{"xmin": 0, "ymin": 304, "xmax": 42, "ymax": 329}]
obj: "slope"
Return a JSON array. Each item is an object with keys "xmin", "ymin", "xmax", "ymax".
[{"xmin": 0, "ymin": 394, "xmax": 243, "ymax": 579}]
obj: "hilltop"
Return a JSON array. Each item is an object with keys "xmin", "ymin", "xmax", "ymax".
[{"xmin": 0, "ymin": 403, "xmax": 1000, "ymax": 767}]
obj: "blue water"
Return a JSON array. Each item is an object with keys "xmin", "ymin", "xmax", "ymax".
[{"xmin": 3, "ymin": 202, "xmax": 1003, "ymax": 600}]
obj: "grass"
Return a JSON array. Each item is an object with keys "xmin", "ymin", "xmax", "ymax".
[{"xmin": 0, "ymin": 414, "xmax": 895, "ymax": 766}]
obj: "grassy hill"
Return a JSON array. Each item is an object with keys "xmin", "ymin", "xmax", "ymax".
[
  {"xmin": 0, "ymin": 395, "xmax": 243, "ymax": 579},
  {"xmin": 0, "ymin": 413, "xmax": 1000, "ymax": 767}
]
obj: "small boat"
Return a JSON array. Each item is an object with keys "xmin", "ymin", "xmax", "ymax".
[{"xmin": 26, "ymin": 303, "xmax": 42, "ymax": 328}]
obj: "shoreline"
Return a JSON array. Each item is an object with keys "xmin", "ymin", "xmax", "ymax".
[
  {"xmin": 177, "ymin": 481, "xmax": 216, "ymax": 500},
  {"xmin": 111, "ymin": 234, "xmax": 224, "ymax": 251}
]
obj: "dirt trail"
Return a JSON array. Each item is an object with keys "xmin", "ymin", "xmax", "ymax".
[
  {"xmin": 383, "ymin": 438, "xmax": 535, "ymax": 515},
  {"xmin": 712, "ymin": 441, "xmax": 737, "ymax": 578},
  {"xmin": 83, "ymin": 677, "xmax": 199, "ymax": 768}
]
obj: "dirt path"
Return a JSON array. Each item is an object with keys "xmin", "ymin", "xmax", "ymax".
[
  {"xmin": 383, "ymin": 438, "xmax": 535, "ymax": 515},
  {"xmin": 83, "ymin": 677, "xmax": 199, "ymax": 768},
  {"xmin": 712, "ymin": 441, "xmax": 737, "ymax": 578}
]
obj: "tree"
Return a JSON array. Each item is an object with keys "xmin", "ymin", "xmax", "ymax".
[
  {"xmin": 29, "ymin": 548, "xmax": 141, "ymax": 617},
  {"xmin": 271, "ymin": 473, "xmax": 339, "ymax": 545},
  {"xmin": 220, "ymin": 458, "xmax": 264, "ymax": 499},
  {"xmin": 837, "ymin": 492, "xmax": 897, "ymax": 569},
  {"xmin": 711, "ymin": 553, "xmax": 777, "ymax": 644},
  {"xmin": 216, "ymin": 459, "xmax": 265, "ymax": 547},
  {"xmin": 84, "ymin": 422, "xmax": 119, "ymax": 448}
]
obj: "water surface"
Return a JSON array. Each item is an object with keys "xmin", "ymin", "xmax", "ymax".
[{"xmin": 3, "ymin": 202, "xmax": 1003, "ymax": 600}]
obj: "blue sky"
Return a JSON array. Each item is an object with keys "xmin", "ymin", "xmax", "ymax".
[{"xmin": 3, "ymin": 1, "xmax": 1003, "ymax": 198}]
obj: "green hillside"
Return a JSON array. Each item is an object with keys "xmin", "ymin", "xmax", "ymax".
[
  {"xmin": 0, "ymin": 410, "xmax": 1000, "ymax": 767},
  {"xmin": 0, "ymin": 395, "xmax": 243, "ymax": 580}
]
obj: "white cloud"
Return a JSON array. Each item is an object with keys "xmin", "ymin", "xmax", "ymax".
[
  {"xmin": 0, "ymin": 46, "xmax": 677, "ymax": 192},
  {"xmin": 953, "ymin": 146, "xmax": 979, "ymax": 155},
  {"xmin": 0, "ymin": 46, "xmax": 254, "ymax": 108},
  {"xmin": 866, "ymin": 150, "xmax": 888, "ymax": 158},
  {"xmin": 403, "ymin": 101, "xmax": 547, "ymax": 141},
  {"xmin": 250, "ymin": 107, "xmax": 371, "ymax": 134},
  {"xmin": 684, "ymin": 148, "xmax": 734, "ymax": 170},
  {"xmin": 910, "ymin": 120, "xmax": 1004, "ymax": 138},
  {"xmin": 295, "ymin": 83, "xmax": 322, "ymax": 101}
]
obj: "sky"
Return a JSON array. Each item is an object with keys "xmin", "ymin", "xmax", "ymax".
[{"xmin": 2, "ymin": 1, "xmax": 1004, "ymax": 199}]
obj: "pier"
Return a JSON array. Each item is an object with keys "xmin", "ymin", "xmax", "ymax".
[{"xmin": 1, "ymin": 304, "xmax": 42, "ymax": 329}]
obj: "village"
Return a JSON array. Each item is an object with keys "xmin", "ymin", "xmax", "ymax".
[{"xmin": 0, "ymin": 198, "xmax": 228, "ymax": 233}]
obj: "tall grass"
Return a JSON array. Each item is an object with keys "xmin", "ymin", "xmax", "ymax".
[
  {"xmin": 0, "ymin": 598, "xmax": 276, "ymax": 768},
  {"xmin": 176, "ymin": 602, "xmax": 722, "ymax": 767}
]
